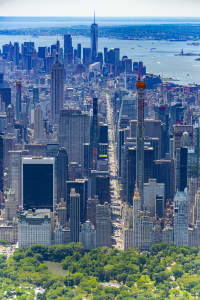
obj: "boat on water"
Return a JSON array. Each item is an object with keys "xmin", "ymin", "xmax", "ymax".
[{"xmin": 175, "ymin": 49, "xmax": 200, "ymax": 56}]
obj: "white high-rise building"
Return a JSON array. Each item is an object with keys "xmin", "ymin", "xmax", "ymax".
[
  {"xmin": 51, "ymin": 55, "xmax": 64, "ymax": 124},
  {"xmin": 80, "ymin": 220, "xmax": 96, "ymax": 250},
  {"xmin": 18, "ymin": 209, "xmax": 51, "ymax": 248},
  {"xmin": 174, "ymin": 190, "xmax": 188, "ymax": 246},
  {"xmin": 34, "ymin": 103, "xmax": 44, "ymax": 142}
]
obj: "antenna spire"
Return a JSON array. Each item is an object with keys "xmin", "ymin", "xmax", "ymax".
[{"xmin": 94, "ymin": 11, "xmax": 96, "ymax": 24}]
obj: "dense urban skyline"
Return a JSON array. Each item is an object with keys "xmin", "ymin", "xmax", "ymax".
[{"xmin": 0, "ymin": 9, "xmax": 200, "ymax": 299}]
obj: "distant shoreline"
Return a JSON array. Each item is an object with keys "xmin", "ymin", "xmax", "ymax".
[
  {"xmin": 0, "ymin": 23, "xmax": 200, "ymax": 41},
  {"xmin": 0, "ymin": 28, "xmax": 200, "ymax": 85}
]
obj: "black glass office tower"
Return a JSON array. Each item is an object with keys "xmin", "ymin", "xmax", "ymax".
[{"xmin": 22, "ymin": 157, "xmax": 55, "ymax": 211}]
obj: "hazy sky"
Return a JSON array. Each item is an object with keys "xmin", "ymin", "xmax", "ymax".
[{"xmin": 0, "ymin": 0, "xmax": 200, "ymax": 17}]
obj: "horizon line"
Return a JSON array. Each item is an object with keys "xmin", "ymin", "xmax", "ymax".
[{"xmin": 1, "ymin": 16, "xmax": 200, "ymax": 19}]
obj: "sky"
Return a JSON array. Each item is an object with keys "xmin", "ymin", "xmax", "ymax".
[{"xmin": 0, "ymin": 0, "xmax": 200, "ymax": 17}]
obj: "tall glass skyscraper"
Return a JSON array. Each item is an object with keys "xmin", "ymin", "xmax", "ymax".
[
  {"xmin": 174, "ymin": 190, "xmax": 188, "ymax": 246},
  {"xmin": 22, "ymin": 157, "xmax": 55, "ymax": 211},
  {"xmin": 64, "ymin": 34, "xmax": 73, "ymax": 65},
  {"xmin": 51, "ymin": 54, "xmax": 64, "ymax": 124},
  {"xmin": 91, "ymin": 13, "xmax": 98, "ymax": 63}
]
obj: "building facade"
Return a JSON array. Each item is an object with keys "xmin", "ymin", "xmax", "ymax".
[
  {"xmin": 59, "ymin": 109, "xmax": 90, "ymax": 166},
  {"xmin": 80, "ymin": 220, "xmax": 96, "ymax": 250},
  {"xmin": 22, "ymin": 157, "xmax": 55, "ymax": 211},
  {"xmin": 51, "ymin": 55, "xmax": 64, "ymax": 124},
  {"xmin": 174, "ymin": 190, "xmax": 189, "ymax": 246},
  {"xmin": 18, "ymin": 210, "xmax": 51, "ymax": 248},
  {"xmin": 96, "ymin": 203, "xmax": 112, "ymax": 247},
  {"xmin": 70, "ymin": 189, "xmax": 80, "ymax": 243}
]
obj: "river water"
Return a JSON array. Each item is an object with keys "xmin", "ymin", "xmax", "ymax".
[{"xmin": 0, "ymin": 17, "xmax": 200, "ymax": 85}]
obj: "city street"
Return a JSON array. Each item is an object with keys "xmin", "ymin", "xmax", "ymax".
[{"xmin": 106, "ymin": 92, "xmax": 122, "ymax": 249}]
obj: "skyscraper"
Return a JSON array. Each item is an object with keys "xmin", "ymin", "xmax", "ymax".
[
  {"xmin": 59, "ymin": 109, "xmax": 90, "ymax": 166},
  {"xmin": 136, "ymin": 76, "xmax": 146, "ymax": 204},
  {"xmin": 153, "ymin": 159, "xmax": 175, "ymax": 203},
  {"xmin": 92, "ymin": 173, "xmax": 110, "ymax": 205},
  {"xmin": 91, "ymin": 13, "xmax": 98, "ymax": 62},
  {"xmin": 70, "ymin": 188, "xmax": 80, "ymax": 243},
  {"xmin": 87, "ymin": 196, "xmax": 98, "ymax": 228},
  {"xmin": 173, "ymin": 124, "xmax": 193, "ymax": 158},
  {"xmin": 96, "ymin": 203, "xmax": 112, "ymax": 247},
  {"xmin": 8, "ymin": 150, "xmax": 29, "ymax": 208},
  {"xmin": 83, "ymin": 48, "xmax": 92, "ymax": 66},
  {"xmin": 130, "ymin": 119, "xmax": 163, "ymax": 159},
  {"xmin": 16, "ymin": 81, "xmax": 22, "ymax": 121},
  {"xmin": 33, "ymin": 87, "xmax": 39, "ymax": 104},
  {"xmin": 38, "ymin": 46, "xmax": 46, "ymax": 59},
  {"xmin": 133, "ymin": 185, "xmax": 153, "ymax": 251},
  {"xmin": 51, "ymin": 54, "xmax": 64, "ymax": 124},
  {"xmin": 174, "ymin": 190, "xmax": 188, "ymax": 246},
  {"xmin": 64, "ymin": 34, "xmax": 73, "ymax": 65},
  {"xmin": 66, "ymin": 178, "xmax": 88, "ymax": 223},
  {"xmin": 144, "ymin": 179, "xmax": 165, "ymax": 217},
  {"xmin": 34, "ymin": 104, "xmax": 44, "ymax": 142},
  {"xmin": 175, "ymin": 147, "xmax": 188, "ymax": 192},
  {"xmin": 118, "ymin": 93, "xmax": 137, "ymax": 129},
  {"xmin": 13, "ymin": 42, "xmax": 20, "ymax": 66},
  {"xmin": 80, "ymin": 221, "xmax": 96, "ymax": 250},
  {"xmin": 22, "ymin": 157, "xmax": 55, "ymax": 211},
  {"xmin": 91, "ymin": 98, "xmax": 98, "ymax": 169},
  {"xmin": 77, "ymin": 43, "xmax": 82, "ymax": 61},
  {"xmin": 55, "ymin": 147, "xmax": 68, "ymax": 203},
  {"xmin": 133, "ymin": 186, "xmax": 142, "ymax": 249},
  {"xmin": 0, "ymin": 74, "xmax": 11, "ymax": 109}
]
